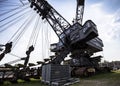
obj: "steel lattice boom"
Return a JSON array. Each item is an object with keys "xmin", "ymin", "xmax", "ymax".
[{"xmin": 29, "ymin": 0, "xmax": 71, "ymax": 47}]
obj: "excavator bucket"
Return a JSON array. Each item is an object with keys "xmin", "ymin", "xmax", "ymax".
[
  {"xmin": 86, "ymin": 37, "xmax": 104, "ymax": 53},
  {"xmin": 0, "ymin": 48, "xmax": 3, "ymax": 51},
  {"xmin": 0, "ymin": 53, "xmax": 5, "ymax": 61},
  {"xmin": 70, "ymin": 20, "xmax": 98, "ymax": 45}
]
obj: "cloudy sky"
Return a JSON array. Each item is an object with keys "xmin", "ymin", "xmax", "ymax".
[
  {"xmin": 0, "ymin": 0, "xmax": 120, "ymax": 65},
  {"xmin": 84, "ymin": 0, "xmax": 120, "ymax": 61}
]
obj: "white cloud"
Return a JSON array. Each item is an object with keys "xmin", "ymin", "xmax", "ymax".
[
  {"xmin": 83, "ymin": 3, "xmax": 120, "ymax": 61},
  {"xmin": 84, "ymin": 3, "xmax": 112, "ymax": 41},
  {"xmin": 114, "ymin": 9, "xmax": 120, "ymax": 23}
]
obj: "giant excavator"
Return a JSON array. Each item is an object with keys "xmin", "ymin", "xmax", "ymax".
[
  {"xmin": 29, "ymin": 0, "xmax": 103, "ymax": 66},
  {"xmin": 28, "ymin": 0, "xmax": 104, "ymax": 84}
]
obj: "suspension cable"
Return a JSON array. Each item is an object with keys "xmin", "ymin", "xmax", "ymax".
[
  {"xmin": 43, "ymin": 23, "xmax": 49, "ymax": 58},
  {"xmin": 41, "ymin": 21, "xmax": 48, "ymax": 60},
  {"xmin": 34, "ymin": 17, "xmax": 42, "ymax": 46},
  {"xmin": 0, "ymin": 3, "xmax": 29, "ymax": 16},
  {"xmin": 0, "ymin": 13, "xmax": 30, "ymax": 34},
  {"xmin": 12, "ymin": 12, "xmax": 37, "ymax": 49},
  {"xmin": 0, "ymin": 1, "xmax": 35, "ymax": 64},
  {"xmin": 27, "ymin": 15, "xmax": 40, "ymax": 48},
  {"xmin": 33, "ymin": 17, "xmax": 41, "ymax": 47},
  {"xmin": 46, "ymin": 23, "xmax": 51, "ymax": 57},
  {"xmin": 0, "ymin": 6, "xmax": 29, "ymax": 23},
  {"xmin": 0, "ymin": 4, "xmax": 23, "ymax": 7},
  {"xmin": 7, "ymin": 17, "xmax": 29, "ymax": 42},
  {"xmin": 41, "ymin": 21, "xmax": 44, "ymax": 60},
  {"xmin": 9, "ymin": 53, "xmax": 22, "ymax": 59},
  {"xmin": 19, "ymin": 0, "xmax": 25, "ymax": 5},
  {"xmin": 0, "ymin": 10, "xmax": 31, "ymax": 33},
  {"xmin": 0, "ymin": 0, "xmax": 25, "ymax": 6},
  {"xmin": 27, "ymin": 15, "xmax": 38, "ymax": 48}
]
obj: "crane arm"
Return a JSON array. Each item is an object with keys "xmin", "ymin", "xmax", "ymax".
[
  {"xmin": 29, "ymin": 0, "xmax": 71, "ymax": 46},
  {"xmin": 75, "ymin": 0, "xmax": 85, "ymax": 25}
]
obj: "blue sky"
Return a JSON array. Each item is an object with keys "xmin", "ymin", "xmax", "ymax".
[
  {"xmin": 0, "ymin": 0, "xmax": 120, "ymax": 65},
  {"xmin": 89, "ymin": 0, "xmax": 120, "ymax": 13}
]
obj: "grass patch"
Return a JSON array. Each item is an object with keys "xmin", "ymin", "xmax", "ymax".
[
  {"xmin": 1, "ymin": 79, "xmax": 47, "ymax": 86},
  {"xmin": 86, "ymin": 71, "xmax": 120, "ymax": 80},
  {"xmin": 3, "ymin": 81, "xmax": 12, "ymax": 85},
  {"xmin": 1, "ymin": 80, "xmax": 47, "ymax": 86},
  {"xmin": 71, "ymin": 70, "xmax": 120, "ymax": 86},
  {"xmin": 1, "ymin": 71, "xmax": 120, "ymax": 86},
  {"xmin": 17, "ymin": 79, "xmax": 25, "ymax": 83}
]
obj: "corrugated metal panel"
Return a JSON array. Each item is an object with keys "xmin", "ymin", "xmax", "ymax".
[{"xmin": 42, "ymin": 64, "xmax": 71, "ymax": 84}]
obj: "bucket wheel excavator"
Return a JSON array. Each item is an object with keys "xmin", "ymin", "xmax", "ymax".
[
  {"xmin": 29, "ymin": 0, "xmax": 103, "ymax": 65},
  {"xmin": 28, "ymin": 0, "xmax": 103, "ymax": 84}
]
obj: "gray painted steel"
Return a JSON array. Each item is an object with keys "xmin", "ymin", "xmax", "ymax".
[{"xmin": 42, "ymin": 64, "xmax": 71, "ymax": 84}]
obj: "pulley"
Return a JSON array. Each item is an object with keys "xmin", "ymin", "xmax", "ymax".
[{"xmin": 4, "ymin": 42, "xmax": 13, "ymax": 54}]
